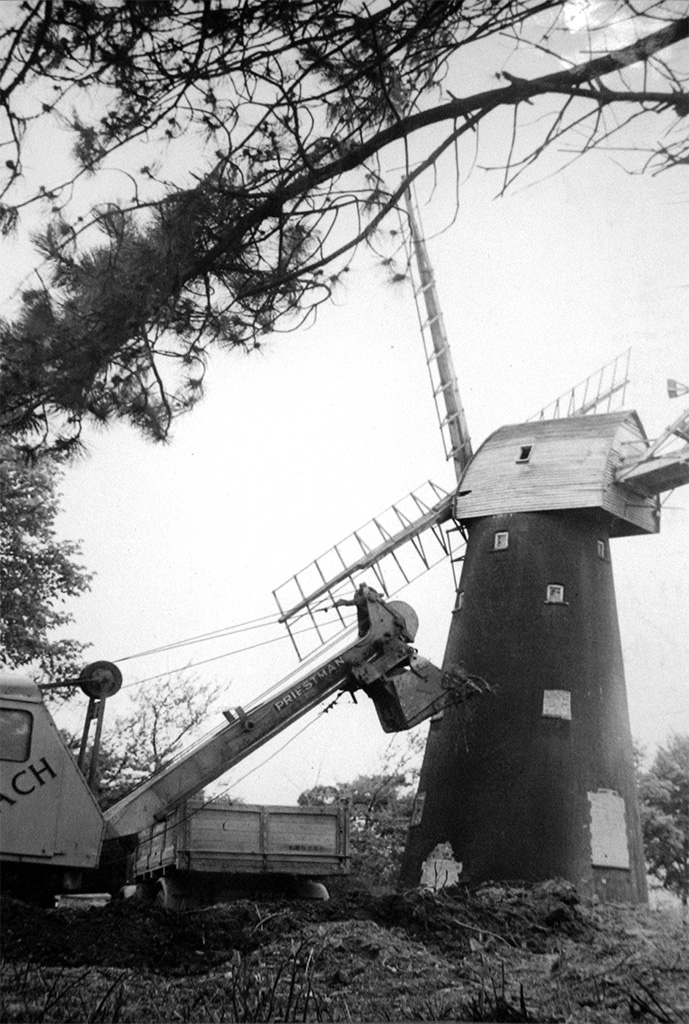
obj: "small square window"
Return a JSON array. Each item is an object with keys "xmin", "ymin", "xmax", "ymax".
[
  {"xmin": 597, "ymin": 540, "xmax": 607, "ymax": 560},
  {"xmin": 546, "ymin": 584, "xmax": 565, "ymax": 604},
  {"xmin": 493, "ymin": 531, "xmax": 509, "ymax": 551},
  {"xmin": 516, "ymin": 445, "xmax": 533, "ymax": 463}
]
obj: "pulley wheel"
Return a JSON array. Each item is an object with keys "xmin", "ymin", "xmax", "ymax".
[
  {"xmin": 78, "ymin": 661, "xmax": 123, "ymax": 699},
  {"xmin": 386, "ymin": 600, "xmax": 419, "ymax": 642}
]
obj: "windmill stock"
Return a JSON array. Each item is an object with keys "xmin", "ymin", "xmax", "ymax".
[{"xmin": 276, "ymin": 199, "xmax": 689, "ymax": 903}]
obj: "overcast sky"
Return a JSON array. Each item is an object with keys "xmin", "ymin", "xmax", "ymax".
[{"xmin": 2, "ymin": 6, "xmax": 687, "ymax": 804}]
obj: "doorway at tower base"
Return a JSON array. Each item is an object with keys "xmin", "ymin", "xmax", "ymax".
[{"xmin": 420, "ymin": 842, "xmax": 463, "ymax": 891}]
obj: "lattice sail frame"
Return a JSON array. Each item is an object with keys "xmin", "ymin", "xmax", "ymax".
[
  {"xmin": 272, "ymin": 481, "xmax": 464, "ymax": 660},
  {"xmin": 404, "ymin": 191, "xmax": 472, "ymax": 481},
  {"xmin": 616, "ymin": 399, "xmax": 689, "ymax": 495},
  {"xmin": 529, "ymin": 348, "xmax": 631, "ymax": 421}
]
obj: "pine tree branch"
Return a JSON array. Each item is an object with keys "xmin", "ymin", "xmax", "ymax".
[{"xmin": 183, "ymin": 16, "xmax": 689, "ymax": 286}]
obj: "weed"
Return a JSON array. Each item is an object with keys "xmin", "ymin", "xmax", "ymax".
[
  {"xmin": 0, "ymin": 962, "xmax": 128, "ymax": 1023},
  {"xmin": 458, "ymin": 966, "xmax": 555, "ymax": 1023},
  {"xmin": 0, "ymin": 946, "xmax": 334, "ymax": 1023}
]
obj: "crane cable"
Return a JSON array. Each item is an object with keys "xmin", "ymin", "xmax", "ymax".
[
  {"xmin": 122, "ymin": 622, "xmax": 360, "ymax": 770},
  {"xmin": 109, "ymin": 602, "xmax": 356, "ymax": 674},
  {"xmin": 120, "ymin": 615, "xmax": 357, "ymax": 691},
  {"xmin": 120, "ymin": 555, "xmax": 450, "ymax": 694},
  {"xmin": 111, "ymin": 611, "xmax": 287, "ymax": 663}
]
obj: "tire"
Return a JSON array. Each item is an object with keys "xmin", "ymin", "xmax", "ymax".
[
  {"xmin": 154, "ymin": 876, "xmax": 189, "ymax": 911},
  {"xmin": 118, "ymin": 882, "xmax": 154, "ymax": 902},
  {"xmin": 293, "ymin": 878, "xmax": 330, "ymax": 901}
]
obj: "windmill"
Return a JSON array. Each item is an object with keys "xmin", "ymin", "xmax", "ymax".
[{"xmin": 273, "ymin": 195, "xmax": 689, "ymax": 904}]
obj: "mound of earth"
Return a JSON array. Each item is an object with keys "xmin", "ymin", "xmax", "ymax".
[{"xmin": 1, "ymin": 880, "xmax": 687, "ymax": 1022}]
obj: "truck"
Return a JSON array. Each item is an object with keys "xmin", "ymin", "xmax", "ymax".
[
  {"xmin": 129, "ymin": 799, "xmax": 350, "ymax": 908},
  {"xmin": 1, "ymin": 589, "xmax": 477, "ymax": 905}
]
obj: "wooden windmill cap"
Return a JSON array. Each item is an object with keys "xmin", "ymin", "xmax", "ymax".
[{"xmin": 452, "ymin": 410, "xmax": 659, "ymax": 537}]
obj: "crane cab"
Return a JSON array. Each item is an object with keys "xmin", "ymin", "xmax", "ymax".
[{"xmin": 0, "ymin": 672, "xmax": 105, "ymax": 872}]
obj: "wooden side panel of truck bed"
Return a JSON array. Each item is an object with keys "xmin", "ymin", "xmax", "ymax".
[{"xmin": 133, "ymin": 800, "xmax": 349, "ymax": 879}]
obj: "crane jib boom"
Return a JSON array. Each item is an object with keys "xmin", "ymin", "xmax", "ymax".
[{"xmin": 104, "ymin": 594, "xmax": 420, "ymax": 839}]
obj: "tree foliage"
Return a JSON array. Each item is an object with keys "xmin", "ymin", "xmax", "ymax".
[
  {"xmin": 298, "ymin": 733, "xmax": 424, "ymax": 888},
  {"xmin": 300, "ymin": 771, "xmax": 415, "ymax": 888},
  {"xmin": 0, "ymin": 1, "xmax": 687, "ymax": 452},
  {"xmin": 638, "ymin": 734, "xmax": 689, "ymax": 907},
  {"xmin": 71, "ymin": 672, "xmax": 221, "ymax": 807},
  {"xmin": 0, "ymin": 438, "xmax": 92, "ymax": 684}
]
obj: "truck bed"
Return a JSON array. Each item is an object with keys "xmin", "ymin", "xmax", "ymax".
[{"xmin": 132, "ymin": 799, "xmax": 349, "ymax": 880}]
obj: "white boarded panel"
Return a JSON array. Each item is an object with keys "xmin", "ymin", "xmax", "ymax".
[
  {"xmin": 588, "ymin": 789, "xmax": 630, "ymax": 869},
  {"xmin": 542, "ymin": 690, "xmax": 571, "ymax": 720}
]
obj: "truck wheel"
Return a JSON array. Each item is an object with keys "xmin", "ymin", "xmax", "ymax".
[
  {"xmin": 154, "ymin": 877, "xmax": 188, "ymax": 911},
  {"xmin": 294, "ymin": 879, "xmax": 329, "ymax": 900},
  {"xmin": 118, "ymin": 882, "xmax": 154, "ymax": 902}
]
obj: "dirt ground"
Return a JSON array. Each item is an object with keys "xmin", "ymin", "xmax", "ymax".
[{"xmin": 1, "ymin": 880, "xmax": 688, "ymax": 1022}]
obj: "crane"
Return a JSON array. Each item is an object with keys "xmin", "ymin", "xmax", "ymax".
[{"xmin": 1, "ymin": 589, "xmax": 484, "ymax": 905}]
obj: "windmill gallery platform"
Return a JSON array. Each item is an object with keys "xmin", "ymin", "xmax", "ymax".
[{"xmin": 400, "ymin": 410, "xmax": 681, "ymax": 904}]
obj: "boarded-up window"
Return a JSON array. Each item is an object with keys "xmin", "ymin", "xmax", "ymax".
[
  {"xmin": 454, "ymin": 590, "xmax": 465, "ymax": 610},
  {"xmin": 542, "ymin": 690, "xmax": 571, "ymax": 720},
  {"xmin": 588, "ymin": 790, "xmax": 630, "ymax": 869},
  {"xmin": 597, "ymin": 539, "xmax": 607, "ymax": 559}
]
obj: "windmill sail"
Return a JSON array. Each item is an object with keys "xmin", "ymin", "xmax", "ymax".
[
  {"xmin": 528, "ymin": 348, "xmax": 631, "ymax": 421},
  {"xmin": 273, "ymin": 481, "xmax": 463, "ymax": 660},
  {"xmin": 273, "ymin": 195, "xmax": 473, "ymax": 659},
  {"xmin": 615, "ymin": 404, "xmax": 689, "ymax": 495},
  {"xmin": 404, "ymin": 190, "xmax": 472, "ymax": 480}
]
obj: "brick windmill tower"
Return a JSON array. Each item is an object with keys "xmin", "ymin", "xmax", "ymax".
[
  {"xmin": 274, "ymin": 200, "xmax": 689, "ymax": 903},
  {"xmin": 399, "ymin": 410, "xmax": 679, "ymax": 903}
]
